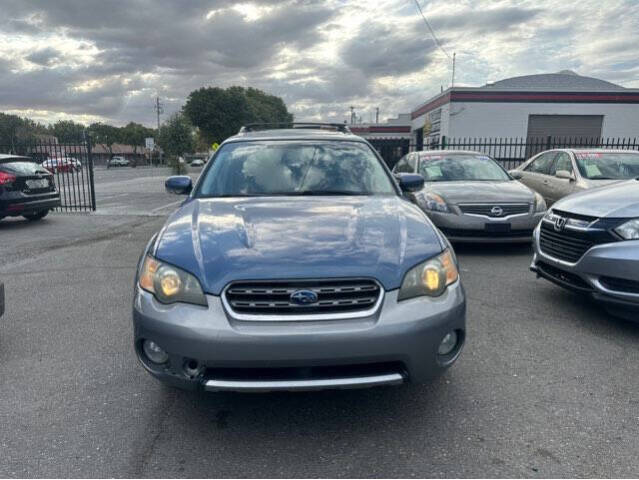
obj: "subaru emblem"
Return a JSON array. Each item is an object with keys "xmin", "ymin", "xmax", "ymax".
[
  {"xmin": 290, "ymin": 289, "xmax": 318, "ymax": 305},
  {"xmin": 490, "ymin": 206, "xmax": 504, "ymax": 217}
]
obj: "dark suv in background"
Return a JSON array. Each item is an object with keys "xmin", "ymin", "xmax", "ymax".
[{"xmin": 0, "ymin": 154, "xmax": 60, "ymax": 222}]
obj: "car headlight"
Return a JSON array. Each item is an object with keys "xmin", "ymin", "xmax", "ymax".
[
  {"xmin": 416, "ymin": 192, "xmax": 450, "ymax": 213},
  {"xmin": 534, "ymin": 192, "xmax": 547, "ymax": 213},
  {"xmin": 614, "ymin": 219, "xmax": 639, "ymax": 240},
  {"xmin": 398, "ymin": 249, "xmax": 459, "ymax": 301},
  {"xmin": 138, "ymin": 256, "xmax": 207, "ymax": 306}
]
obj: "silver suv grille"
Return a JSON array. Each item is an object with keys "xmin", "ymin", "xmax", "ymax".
[
  {"xmin": 224, "ymin": 278, "xmax": 382, "ymax": 319},
  {"xmin": 458, "ymin": 203, "xmax": 530, "ymax": 217}
]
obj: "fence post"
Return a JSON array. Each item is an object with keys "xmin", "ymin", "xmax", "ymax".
[
  {"xmin": 85, "ymin": 132, "xmax": 97, "ymax": 211},
  {"xmin": 441, "ymin": 135, "xmax": 447, "ymax": 150},
  {"xmin": 546, "ymin": 135, "xmax": 552, "ymax": 151}
]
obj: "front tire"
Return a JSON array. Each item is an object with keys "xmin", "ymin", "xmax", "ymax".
[{"xmin": 23, "ymin": 210, "xmax": 49, "ymax": 221}]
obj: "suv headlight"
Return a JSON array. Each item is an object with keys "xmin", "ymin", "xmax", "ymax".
[
  {"xmin": 398, "ymin": 249, "xmax": 459, "ymax": 301},
  {"xmin": 138, "ymin": 256, "xmax": 207, "ymax": 306},
  {"xmin": 614, "ymin": 219, "xmax": 639, "ymax": 240},
  {"xmin": 534, "ymin": 192, "xmax": 547, "ymax": 213},
  {"xmin": 416, "ymin": 192, "xmax": 450, "ymax": 213}
]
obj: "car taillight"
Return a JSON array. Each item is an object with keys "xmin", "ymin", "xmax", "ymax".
[{"xmin": 0, "ymin": 171, "xmax": 16, "ymax": 185}]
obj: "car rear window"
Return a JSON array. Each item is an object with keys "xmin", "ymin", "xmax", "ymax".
[{"xmin": 0, "ymin": 161, "xmax": 50, "ymax": 175}]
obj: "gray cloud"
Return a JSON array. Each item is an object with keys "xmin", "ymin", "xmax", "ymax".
[
  {"xmin": 341, "ymin": 22, "xmax": 438, "ymax": 77},
  {"xmin": 428, "ymin": 6, "xmax": 541, "ymax": 34},
  {"xmin": 0, "ymin": 0, "xmax": 637, "ymax": 126},
  {"xmin": 25, "ymin": 47, "xmax": 61, "ymax": 66}
]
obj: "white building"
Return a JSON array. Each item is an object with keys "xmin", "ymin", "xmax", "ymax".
[{"xmin": 410, "ymin": 71, "xmax": 639, "ymax": 150}]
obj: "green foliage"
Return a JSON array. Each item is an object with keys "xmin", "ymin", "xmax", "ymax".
[
  {"xmin": 0, "ymin": 113, "xmax": 48, "ymax": 148},
  {"xmin": 120, "ymin": 122, "xmax": 155, "ymax": 153},
  {"xmin": 88, "ymin": 122, "xmax": 122, "ymax": 153},
  {"xmin": 158, "ymin": 113, "xmax": 195, "ymax": 171},
  {"xmin": 50, "ymin": 120, "xmax": 86, "ymax": 143},
  {"xmin": 183, "ymin": 86, "xmax": 293, "ymax": 144}
]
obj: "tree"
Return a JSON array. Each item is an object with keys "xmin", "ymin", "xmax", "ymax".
[
  {"xmin": 120, "ymin": 122, "xmax": 155, "ymax": 163},
  {"xmin": 183, "ymin": 86, "xmax": 293, "ymax": 145},
  {"xmin": 0, "ymin": 113, "xmax": 48, "ymax": 150},
  {"xmin": 88, "ymin": 122, "xmax": 121, "ymax": 156},
  {"xmin": 50, "ymin": 120, "xmax": 86, "ymax": 143},
  {"xmin": 158, "ymin": 113, "xmax": 195, "ymax": 172}
]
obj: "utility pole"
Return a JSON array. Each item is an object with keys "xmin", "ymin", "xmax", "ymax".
[
  {"xmin": 451, "ymin": 52, "xmax": 456, "ymax": 88},
  {"xmin": 375, "ymin": 107, "xmax": 379, "ymax": 124},
  {"xmin": 154, "ymin": 96, "xmax": 164, "ymax": 132},
  {"xmin": 153, "ymin": 96, "xmax": 164, "ymax": 165}
]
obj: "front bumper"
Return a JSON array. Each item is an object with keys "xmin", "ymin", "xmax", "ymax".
[
  {"xmin": 429, "ymin": 210, "xmax": 545, "ymax": 243},
  {"xmin": 132, "ymin": 282, "xmax": 466, "ymax": 392},
  {"xmin": 530, "ymin": 224, "xmax": 639, "ymax": 317}
]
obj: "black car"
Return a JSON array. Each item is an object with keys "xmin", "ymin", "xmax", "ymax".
[{"xmin": 0, "ymin": 154, "xmax": 61, "ymax": 221}]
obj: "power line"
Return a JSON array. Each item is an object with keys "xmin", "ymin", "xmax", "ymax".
[{"xmin": 412, "ymin": 0, "xmax": 451, "ymax": 60}]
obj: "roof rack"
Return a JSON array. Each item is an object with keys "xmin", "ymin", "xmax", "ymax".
[{"xmin": 238, "ymin": 122, "xmax": 352, "ymax": 134}]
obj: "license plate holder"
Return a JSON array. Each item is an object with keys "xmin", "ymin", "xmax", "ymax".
[
  {"xmin": 485, "ymin": 222, "xmax": 511, "ymax": 233},
  {"xmin": 26, "ymin": 179, "xmax": 49, "ymax": 189}
]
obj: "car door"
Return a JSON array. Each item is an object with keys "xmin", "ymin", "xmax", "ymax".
[
  {"xmin": 519, "ymin": 151, "xmax": 558, "ymax": 202},
  {"xmin": 546, "ymin": 152, "xmax": 577, "ymax": 204}
]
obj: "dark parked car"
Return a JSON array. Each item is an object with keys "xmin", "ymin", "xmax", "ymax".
[
  {"xmin": 1, "ymin": 155, "xmax": 60, "ymax": 221},
  {"xmin": 531, "ymin": 179, "xmax": 639, "ymax": 320},
  {"xmin": 133, "ymin": 123, "xmax": 466, "ymax": 392}
]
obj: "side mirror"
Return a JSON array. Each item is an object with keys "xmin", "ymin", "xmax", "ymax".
[
  {"xmin": 165, "ymin": 175, "xmax": 192, "ymax": 195},
  {"xmin": 397, "ymin": 173, "xmax": 425, "ymax": 193},
  {"xmin": 509, "ymin": 170, "xmax": 523, "ymax": 180},
  {"xmin": 555, "ymin": 170, "xmax": 574, "ymax": 181}
]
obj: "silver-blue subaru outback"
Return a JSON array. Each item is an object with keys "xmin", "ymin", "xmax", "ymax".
[{"xmin": 132, "ymin": 124, "xmax": 466, "ymax": 392}]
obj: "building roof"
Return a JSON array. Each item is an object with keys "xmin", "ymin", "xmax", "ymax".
[
  {"xmin": 411, "ymin": 71, "xmax": 639, "ymax": 119},
  {"xmin": 483, "ymin": 71, "xmax": 625, "ymax": 91}
]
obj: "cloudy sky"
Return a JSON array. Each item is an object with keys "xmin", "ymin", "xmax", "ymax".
[{"xmin": 1, "ymin": 0, "xmax": 637, "ymax": 127}]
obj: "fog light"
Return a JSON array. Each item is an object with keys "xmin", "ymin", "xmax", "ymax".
[
  {"xmin": 438, "ymin": 331, "xmax": 458, "ymax": 356},
  {"xmin": 142, "ymin": 339, "xmax": 169, "ymax": 364}
]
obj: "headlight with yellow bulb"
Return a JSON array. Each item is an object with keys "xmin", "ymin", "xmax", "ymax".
[
  {"xmin": 138, "ymin": 256, "xmax": 207, "ymax": 306},
  {"xmin": 398, "ymin": 249, "xmax": 459, "ymax": 301}
]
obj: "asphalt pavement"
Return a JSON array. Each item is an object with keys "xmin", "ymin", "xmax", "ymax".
[{"xmin": 1, "ymin": 167, "xmax": 638, "ymax": 477}]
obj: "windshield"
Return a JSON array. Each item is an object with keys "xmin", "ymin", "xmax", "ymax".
[
  {"xmin": 574, "ymin": 152, "xmax": 639, "ymax": 180},
  {"xmin": 418, "ymin": 154, "xmax": 510, "ymax": 182},
  {"xmin": 196, "ymin": 141, "xmax": 396, "ymax": 197}
]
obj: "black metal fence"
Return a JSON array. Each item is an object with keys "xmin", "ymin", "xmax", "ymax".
[
  {"xmin": 425, "ymin": 136, "xmax": 639, "ymax": 170},
  {"xmin": 0, "ymin": 137, "xmax": 96, "ymax": 212}
]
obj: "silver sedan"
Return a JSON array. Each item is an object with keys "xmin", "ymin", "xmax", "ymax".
[
  {"xmin": 530, "ymin": 179, "xmax": 639, "ymax": 321},
  {"xmin": 393, "ymin": 150, "xmax": 547, "ymax": 242},
  {"xmin": 510, "ymin": 149, "xmax": 639, "ymax": 206}
]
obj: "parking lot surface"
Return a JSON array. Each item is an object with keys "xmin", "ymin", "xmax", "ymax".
[{"xmin": 1, "ymin": 168, "xmax": 638, "ymax": 477}]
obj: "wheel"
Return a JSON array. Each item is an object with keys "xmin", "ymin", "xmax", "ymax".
[{"xmin": 23, "ymin": 210, "xmax": 49, "ymax": 221}]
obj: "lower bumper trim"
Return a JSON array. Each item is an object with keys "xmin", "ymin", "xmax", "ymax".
[{"xmin": 203, "ymin": 372, "xmax": 404, "ymax": 392}]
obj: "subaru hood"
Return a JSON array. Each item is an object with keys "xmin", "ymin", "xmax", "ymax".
[
  {"xmin": 153, "ymin": 196, "xmax": 443, "ymax": 295},
  {"xmin": 425, "ymin": 180, "xmax": 535, "ymax": 205},
  {"xmin": 552, "ymin": 179, "xmax": 639, "ymax": 218}
]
